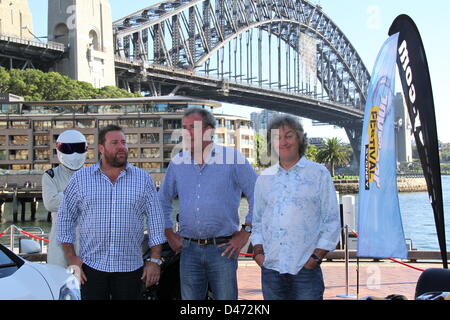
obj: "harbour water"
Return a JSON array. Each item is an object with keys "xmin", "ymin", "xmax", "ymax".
[{"xmin": 1, "ymin": 176, "xmax": 449, "ymax": 251}]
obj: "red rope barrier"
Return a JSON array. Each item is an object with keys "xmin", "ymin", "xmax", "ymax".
[
  {"xmin": 0, "ymin": 232, "xmax": 4, "ymax": 238},
  {"xmin": 18, "ymin": 229, "xmax": 49, "ymax": 243},
  {"xmin": 350, "ymin": 232, "xmax": 423, "ymax": 272},
  {"xmin": 388, "ymin": 258, "xmax": 425, "ymax": 272}
]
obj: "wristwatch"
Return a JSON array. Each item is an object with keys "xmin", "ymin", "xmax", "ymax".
[
  {"xmin": 310, "ymin": 253, "xmax": 323, "ymax": 265},
  {"xmin": 242, "ymin": 224, "xmax": 252, "ymax": 233},
  {"xmin": 146, "ymin": 257, "xmax": 162, "ymax": 266}
]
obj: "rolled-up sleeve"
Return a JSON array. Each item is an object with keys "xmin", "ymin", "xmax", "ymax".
[
  {"xmin": 57, "ymin": 175, "xmax": 80, "ymax": 244},
  {"xmin": 145, "ymin": 177, "xmax": 166, "ymax": 247},
  {"xmin": 316, "ymin": 169, "xmax": 341, "ymax": 251}
]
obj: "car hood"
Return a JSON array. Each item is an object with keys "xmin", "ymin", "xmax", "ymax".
[{"xmin": 27, "ymin": 262, "xmax": 78, "ymax": 298}]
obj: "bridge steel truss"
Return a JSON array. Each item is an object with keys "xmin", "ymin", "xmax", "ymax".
[{"xmin": 113, "ymin": 0, "xmax": 371, "ymax": 157}]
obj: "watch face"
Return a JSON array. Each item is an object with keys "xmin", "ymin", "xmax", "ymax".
[{"xmin": 245, "ymin": 226, "xmax": 252, "ymax": 232}]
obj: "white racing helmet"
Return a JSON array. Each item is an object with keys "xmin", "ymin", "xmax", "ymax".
[{"xmin": 56, "ymin": 130, "xmax": 88, "ymax": 171}]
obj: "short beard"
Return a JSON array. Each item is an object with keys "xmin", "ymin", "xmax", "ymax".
[{"xmin": 104, "ymin": 153, "xmax": 128, "ymax": 168}]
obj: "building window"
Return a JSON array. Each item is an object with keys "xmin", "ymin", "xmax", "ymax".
[
  {"xmin": 119, "ymin": 119, "xmax": 140, "ymax": 128},
  {"xmin": 10, "ymin": 121, "xmax": 29, "ymax": 129},
  {"xmin": 10, "ymin": 135, "xmax": 29, "ymax": 146},
  {"xmin": 215, "ymin": 133, "xmax": 225, "ymax": 144},
  {"xmin": 126, "ymin": 134, "xmax": 139, "ymax": 145},
  {"xmin": 227, "ymin": 134, "xmax": 235, "ymax": 145},
  {"xmin": 0, "ymin": 135, "xmax": 5, "ymax": 145},
  {"xmin": 9, "ymin": 150, "xmax": 28, "ymax": 160},
  {"xmin": 128, "ymin": 148, "xmax": 138, "ymax": 158},
  {"xmin": 140, "ymin": 119, "xmax": 161, "ymax": 128},
  {"xmin": 142, "ymin": 148, "xmax": 160, "ymax": 159},
  {"xmin": 0, "ymin": 121, "xmax": 7, "ymax": 129},
  {"xmin": 12, "ymin": 164, "xmax": 30, "ymax": 170},
  {"xmin": 76, "ymin": 119, "xmax": 95, "ymax": 128},
  {"xmin": 163, "ymin": 133, "xmax": 182, "ymax": 145},
  {"xmin": 0, "ymin": 150, "xmax": 6, "ymax": 161},
  {"xmin": 141, "ymin": 133, "xmax": 159, "ymax": 144},
  {"xmin": 163, "ymin": 119, "xmax": 182, "ymax": 130},
  {"xmin": 98, "ymin": 119, "xmax": 118, "ymax": 127},
  {"xmin": 54, "ymin": 120, "xmax": 74, "ymax": 129},
  {"xmin": 34, "ymin": 149, "xmax": 51, "ymax": 161},
  {"xmin": 242, "ymin": 148, "xmax": 253, "ymax": 159},
  {"xmin": 34, "ymin": 135, "xmax": 50, "ymax": 146},
  {"xmin": 141, "ymin": 162, "xmax": 161, "ymax": 170},
  {"xmin": 87, "ymin": 149, "xmax": 96, "ymax": 160},
  {"xmin": 34, "ymin": 120, "xmax": 52, "ymax": 130},
  {"xmin": 225, "ymin": 120, "xmax": 235, "ymax": 131},
  {"xmin": 34, "ymin": 164, "xmax": 52, "ymax": 171},
  {"xmin": 241, "ymin": 135, "xmax": 253, "ymax": 146},
  {"xmin": 85, "ymin": 135, "xmax": 95, "ymax": 145}
]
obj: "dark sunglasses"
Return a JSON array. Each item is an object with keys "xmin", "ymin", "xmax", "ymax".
[{"xmin": 56, "ymin": 142, "xmax": 88, "ymax": 155}]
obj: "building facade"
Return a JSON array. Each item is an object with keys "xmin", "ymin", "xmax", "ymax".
[{"xmin": 0, "ymin": 95, "xmax": 255, "ymax": 187}]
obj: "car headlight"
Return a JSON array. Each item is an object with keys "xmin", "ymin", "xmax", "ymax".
[{"xmin": 59, "ymin": 276, "xmax": 81, "ymax": 300}]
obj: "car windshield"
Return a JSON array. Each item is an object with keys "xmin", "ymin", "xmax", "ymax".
[{"xmin": 0, "ymin": 249, "xmax": 15, "ymax": 267}]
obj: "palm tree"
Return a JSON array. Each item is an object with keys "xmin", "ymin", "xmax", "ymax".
[{"xmin": 316, "ymin": 137, "xmax": 349, "ymax": 176}]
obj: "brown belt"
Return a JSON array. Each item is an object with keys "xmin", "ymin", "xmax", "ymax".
[{"xmin": 184, "ymin": 236, "xmax": 232, "ymax": 246}]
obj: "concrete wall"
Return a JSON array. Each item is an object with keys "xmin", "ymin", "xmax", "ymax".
[{"xmin": 0, "ymin": 0, "xmax": 34, "ymax": 40}]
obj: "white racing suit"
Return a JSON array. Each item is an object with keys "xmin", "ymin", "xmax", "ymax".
[{"xmin": 42, "ymin": 165, "xmax": 79, "ymax": 268}]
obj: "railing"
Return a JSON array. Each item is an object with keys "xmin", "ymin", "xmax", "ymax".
[{"xmin": 0, "ymin": 225, "xmax": 48, "ymax": 253}]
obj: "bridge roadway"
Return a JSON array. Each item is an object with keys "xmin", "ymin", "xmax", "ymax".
[{"xmin": 115, "ymin": 59, "xmax": 365, "ymax": 128}]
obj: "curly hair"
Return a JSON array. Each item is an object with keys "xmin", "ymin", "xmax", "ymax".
[{"xmin": 266, "ymin": 115, "xmax": 308, "ymax": 158}]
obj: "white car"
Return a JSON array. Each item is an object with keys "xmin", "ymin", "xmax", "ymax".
[{"xmin": 0, "ymin": 243, "xmax": 80, "ymax": 300}]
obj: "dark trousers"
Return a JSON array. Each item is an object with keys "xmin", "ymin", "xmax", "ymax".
[{"xmin": 81, "ymin": 264, "xmax": 144, "ymax": 300}]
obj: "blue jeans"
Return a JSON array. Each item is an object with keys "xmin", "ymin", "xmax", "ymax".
[
  {"xmin": 180, "ymin": 239, "xmax": 238, "ymax": 300},
  {"xmin": 261, "ymin": 266, "xmax": 324, "ymax": 300}
]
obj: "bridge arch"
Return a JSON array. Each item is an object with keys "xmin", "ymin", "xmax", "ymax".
[
  {"xmin": 113, "ymin": 0, "xmax": 370, "ymax": 164},
  {"xmin": 114, "ymin": 0, "xmax": 370, "ymax": 111}
]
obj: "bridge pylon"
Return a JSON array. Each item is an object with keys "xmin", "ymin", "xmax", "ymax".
[{"xmin": 48, "ymin": 0, "xmax": 116, "ymax": 88}]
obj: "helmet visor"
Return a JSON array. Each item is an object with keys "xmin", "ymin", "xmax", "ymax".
[{"xmin": 56, "ymin": 142, "xmax": 88, "ymax": 155}]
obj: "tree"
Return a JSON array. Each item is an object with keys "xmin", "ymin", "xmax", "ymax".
[
  {"xmin": 0, "ymin": 67, "xmax": 139, "ymax": 101},
  {"xmin": 305, "ymin": 144, "xmax": 319, "ymax": 162},
  {"xmin": 316, "ymin": 137, "xmax": 350, "ymax": 176},
  {"xmin": 255, "ymin": 133, "xmax": 270, "ymax": 168}
]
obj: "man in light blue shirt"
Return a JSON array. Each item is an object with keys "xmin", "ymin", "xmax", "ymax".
[
  {"xmin": 251, "ymin": 115, "xmax": 341, "ymax": 300},
  {"xmin": 159, "ymin": 108, "xmax": 257, "ymax": 300}
]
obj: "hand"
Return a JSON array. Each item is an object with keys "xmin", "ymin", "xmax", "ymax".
[
  {"xmin": 218, "ymin": 230, "xmax": 250, "ymax": 259},
  {"xmin": 254, "ymin": 254, "xmax": 265, "ymax": 268},
  {"xmin": 67, "ymin": 255, "xmax": 87, "ymax": 285},
  {"xmin": 165, "ymin": 229, "xmax": 183, "ymax": 254},
  {"xmin": 141, "ymin": 262, "xmax": 161, "ymax": 287},
  {"xmin": 303, "ymin": 257, "xmax": 319, "ymax": 270}
]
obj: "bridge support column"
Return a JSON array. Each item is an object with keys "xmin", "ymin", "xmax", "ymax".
[
  {"xmin": 345, "ymin": 125, "xmax": 363, "ymax": 174},
  {"xmin": 20, "ymin": 200, "xmax": 26, "ymax": 222},
  {"xmin": 12, "ymin": 191, "xmax": 18, "ymax": 223},
  {"xmin": 30, "ymin": 200, "xmax": 37, "ymax": 222}
]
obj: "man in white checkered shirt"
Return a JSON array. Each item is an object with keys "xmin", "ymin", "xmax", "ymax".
[{"xmin": 57, "ymin": 125, "xmax": 166, "ymax": 300}]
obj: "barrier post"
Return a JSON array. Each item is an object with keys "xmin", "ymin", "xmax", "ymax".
[{"xmin": 337, "ymin": 225, "xmax": 356, "ymax": 299}]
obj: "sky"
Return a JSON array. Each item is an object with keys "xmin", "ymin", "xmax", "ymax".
[{"xmin": 28, "ymin": 0, "xmax": 450, "ymax": 143}]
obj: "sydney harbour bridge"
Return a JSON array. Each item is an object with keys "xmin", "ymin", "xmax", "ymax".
[{"xmin": 1, "ymin": 0, "xmax": 370, "ymax": 158}]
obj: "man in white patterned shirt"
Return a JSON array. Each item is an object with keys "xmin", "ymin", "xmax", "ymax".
[
  {"xmin": 58, "ymin": 125, "xmax": 165, "ymax": 300},
  {"xmin": 251, "ymin": 115, "xmax": 341, "ymax": 300}
]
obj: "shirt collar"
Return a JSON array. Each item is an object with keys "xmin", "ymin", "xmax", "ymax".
[
  {"xmin": 276, "ymin": 156, "xmax": 307, "ymax": 173},
  {"xmin": 182, "ymin": 143, "xmax": 217, "ymax": 164},
  {"xmin": 94, "ymin": 161, "xmax": 133, "ymax": 173}
]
